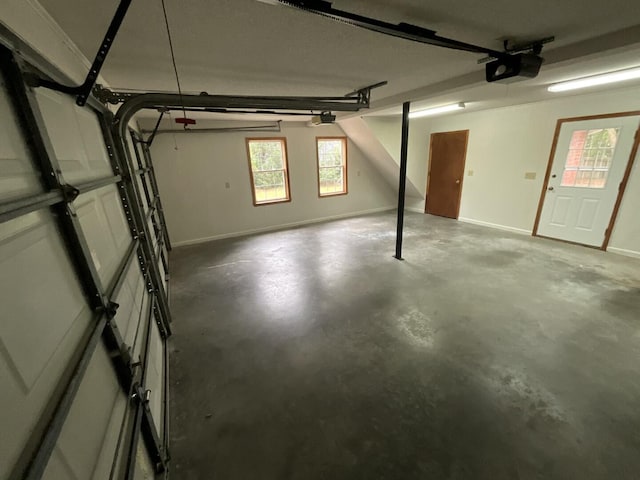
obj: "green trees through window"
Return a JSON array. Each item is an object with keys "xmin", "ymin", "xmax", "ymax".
[
  {"xmin": 246, "ymin": 138, "xmax": 290, "ymax": 204},
  {"xmin": 317, "ymin": 137, "xmax": 348, "ymax": 196}
]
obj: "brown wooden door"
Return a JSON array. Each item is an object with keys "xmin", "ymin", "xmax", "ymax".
[{"xmin": 425, "ymin": 130, "xmax": 469, "ymax": 219}]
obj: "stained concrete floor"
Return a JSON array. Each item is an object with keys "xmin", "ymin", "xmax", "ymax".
[{"xmin": 168, "ymin": 212, "xmax": 640, "ymax": 480}]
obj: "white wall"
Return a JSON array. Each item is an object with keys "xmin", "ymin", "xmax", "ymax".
[
  {"xmin": 148, "ymin": 121, "xmax": 396, "ymax": 246},
  {"xmin": 367, "ymin": 85, "xmax": 640, "ymax": 256}
]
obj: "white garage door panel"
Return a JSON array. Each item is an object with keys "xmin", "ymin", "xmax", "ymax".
[
  {"xmin": 40, "ymin": 450, "xmax": 75, "ymax": 479},
  {"xmin": 146, "ymin": 318, "xmax": 165, "ymax": 436},
  {"xmin": 34, "ymin": 89, "xmax": 112, "ymax": 184},
  {"xmin": 75, "ymin": 184, "xmax": 131, "ymax": 287},
  {"xmin": 90, "ymin": 388, "xmax": 129, "ymax": 479},
  {"xmin": 42, "ymin": 343, "xmax": 125, "ymax": 480},
  {"xmin": 0, "ymin": 210, "xmax": 92, "ymax": 478},
  {"xmin": 0, "ymin": 78, "xmax": 41, "ymax": 201},
  {"xmin": 113, "ymin": 261, "xmax": 147, "ymax": 349}
]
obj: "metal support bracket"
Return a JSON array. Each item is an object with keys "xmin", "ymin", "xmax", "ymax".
[
  {"xmin": 477, "ymin": 36, "xmax": 555, "ymax": 64},
  {"xmin": 145, "ymin": 109, "xmax": 167, "ymax": 147},
  {"xmin": 61, "ymin": 184, "xmax": 80, "ymax": 203},
  {"xmin": 34, "ymin": 0, "xmax": 132, "ymax": 106},
  {"xmin": 104, "ymin": 300, "xmax": 120, "ymax": 319}
]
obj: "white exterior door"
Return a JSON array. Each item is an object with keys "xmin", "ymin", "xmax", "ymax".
[{"xmin": 538, "ymin": 116, "xmax": 640, "ymax": 247}]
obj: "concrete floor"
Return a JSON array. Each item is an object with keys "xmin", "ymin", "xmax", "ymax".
[{"xmin": 168, "ymin": 212, "xmax": 640, "ymax": 480}]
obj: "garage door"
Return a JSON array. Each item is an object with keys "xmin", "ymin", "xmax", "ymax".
[{"xmin": 0, "ymin": 44, "xmax": 172, "ymax": 480}]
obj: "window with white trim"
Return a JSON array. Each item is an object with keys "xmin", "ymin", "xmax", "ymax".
[
  {"xmin": 316, "ymin": 137, "xmax": 347, "ymax": 197},
  {"xmin": 246, "ymin": 138, "xmax": 291, "ymax": 205}
]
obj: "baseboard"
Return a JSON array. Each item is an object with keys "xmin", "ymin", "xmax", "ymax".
[
  {"xmin": 458, "ymin": 217, "xmax": 532, "ymax": 236},
  {"xmin": 405, "ymin": 207, "xmax": 424, "ymax": 213},
  {"xmin": 173, "ymin": 206, "xmax": 396, "ymax": 247},
  {"xmin": 607, "ymin": 247, "xmax": 640, "ymax": 259}
]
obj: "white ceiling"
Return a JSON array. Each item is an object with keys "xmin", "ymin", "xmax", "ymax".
[{"xmin": 37, "ymin": 0, "xmax": 640, "ymax": 118}]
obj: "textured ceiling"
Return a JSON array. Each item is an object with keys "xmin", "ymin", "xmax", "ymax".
[{"xmin": 36, "ymin": 0, "xmax": 640, "ymax": 115}]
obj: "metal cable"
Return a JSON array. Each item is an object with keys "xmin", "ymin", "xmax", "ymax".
[{"xmin": 160, "ymin": 0, "xmax": 187, "ymax": 124}]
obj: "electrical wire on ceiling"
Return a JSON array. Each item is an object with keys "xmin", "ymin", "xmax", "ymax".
[{"xmin": 160, "ymin": 0, "xmax": 189, "ymax": 127}]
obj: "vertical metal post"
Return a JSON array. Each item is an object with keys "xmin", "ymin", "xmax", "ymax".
[{"xmin": 395, "ymin": 101, "xmax": 411, "ymax": 260}]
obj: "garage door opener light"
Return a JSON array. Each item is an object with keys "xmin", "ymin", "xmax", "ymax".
[
  {"xmin": 548, "ymin": 67, "xmax": 640, "ymax": 92},
  {"xmin": 408, "ymin": 102, "xmax": 465, "ymax": 119}
]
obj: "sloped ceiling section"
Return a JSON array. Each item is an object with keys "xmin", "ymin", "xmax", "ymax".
[{"xmin": 339, "ymin": 117, "xmax": 422, "ymax": 198}]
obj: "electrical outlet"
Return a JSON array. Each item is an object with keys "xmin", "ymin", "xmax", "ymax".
[
  {"xmin": 357, "ymin": 170, "xmax": 361, "ymax": 177},
  {"xmin": 524, "ymin": 172, "xmax": 537, "ymax": 180}
]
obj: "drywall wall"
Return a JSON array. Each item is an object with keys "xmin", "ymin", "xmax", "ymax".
[
  {"xmin": 366, "ymin": 84, "xmax": 640, "ymax": 256},
  {"xmin": 147, "ymin": 121, "xmax": 396, "ymax": 246}
]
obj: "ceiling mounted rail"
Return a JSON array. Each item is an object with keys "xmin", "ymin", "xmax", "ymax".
[
  {"xmin": 264, "ymin": 0, "xmax": 550, "ymax": 81},
  {"xmin": 266, "ymin": 0, "xmax": 508, "ymax": 59}
]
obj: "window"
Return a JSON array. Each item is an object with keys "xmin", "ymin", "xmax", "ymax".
[
  {"xmin": 316, "ymin": 137, "xmax": 348, "ymax": 196},
  {"xmin": 246, "ymin": 138, "xmax": 291, "ymax": 205},
  {"xmin": 560, "ymin": 127, "xmax": 621, "ymax": 189}
]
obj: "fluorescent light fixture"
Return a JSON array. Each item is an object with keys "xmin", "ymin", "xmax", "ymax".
[
  {"xmin": 548, "ymin": 66, "xmax": 640, "ymax": 92},
  {"xmin": 408, "ymin": 102, "xmax": 465, "ymax": 119}
]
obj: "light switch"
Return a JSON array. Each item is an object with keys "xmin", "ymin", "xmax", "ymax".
[
  {"xmin": 225, "ymin": 182, "xmax": 230, "ymax": 189},
  {"xmin": 524, "ymin": 172, "xmax": 537, "ymax": 180},
  {"xmin": 467, "ymin": 170, "xmax": 474, "ymax": 176}
]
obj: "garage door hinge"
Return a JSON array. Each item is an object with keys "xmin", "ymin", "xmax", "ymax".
[
  {"xmin": 131, "ymin": 384, "xmax": 151, "ymax": 404},
  {"xmin": 61, "ymin": 184, "xmax": 80, "ymax": 203},
  {"xmin": 104, "ymin": 300, "xmax": 120, "ymax": 319}
]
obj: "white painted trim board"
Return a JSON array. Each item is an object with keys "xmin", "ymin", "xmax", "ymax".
[
  {"xmin": 607, "ymin": 247, "xmax": 640, "ymax": 259},
  {"xmin": 457, "ymin": 217, "xmax": 532, "ymax": 235}
]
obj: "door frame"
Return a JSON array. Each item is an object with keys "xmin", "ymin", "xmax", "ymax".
[
  {"xmin": 424, "ymin": 129, "xmax": 469, "ymax": 219},
  {"xmin": 532, "ymin": 111, "xmax": 640, "ymax": 250}
]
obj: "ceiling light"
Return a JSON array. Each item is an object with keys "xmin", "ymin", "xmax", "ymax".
[
  {"xmin": 548, "ymin": 67, "xmax": 640, "ymax": 92},
  {"xmin": 408, "ymin": 103, "xmax": 465, "ymax": 119}
]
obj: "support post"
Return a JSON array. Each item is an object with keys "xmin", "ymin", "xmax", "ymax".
[{"xmin": 394, "ymin": 101, "xmax": 411, "ymax": 260}]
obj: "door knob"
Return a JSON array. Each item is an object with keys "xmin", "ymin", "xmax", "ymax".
[
  {"xmin": 548, "ymin": 186, "xmax": 554, "ymax": 191},
  {"xmin": 455, "ymin": 179, "xmax": 461, "ymax": 184}
]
